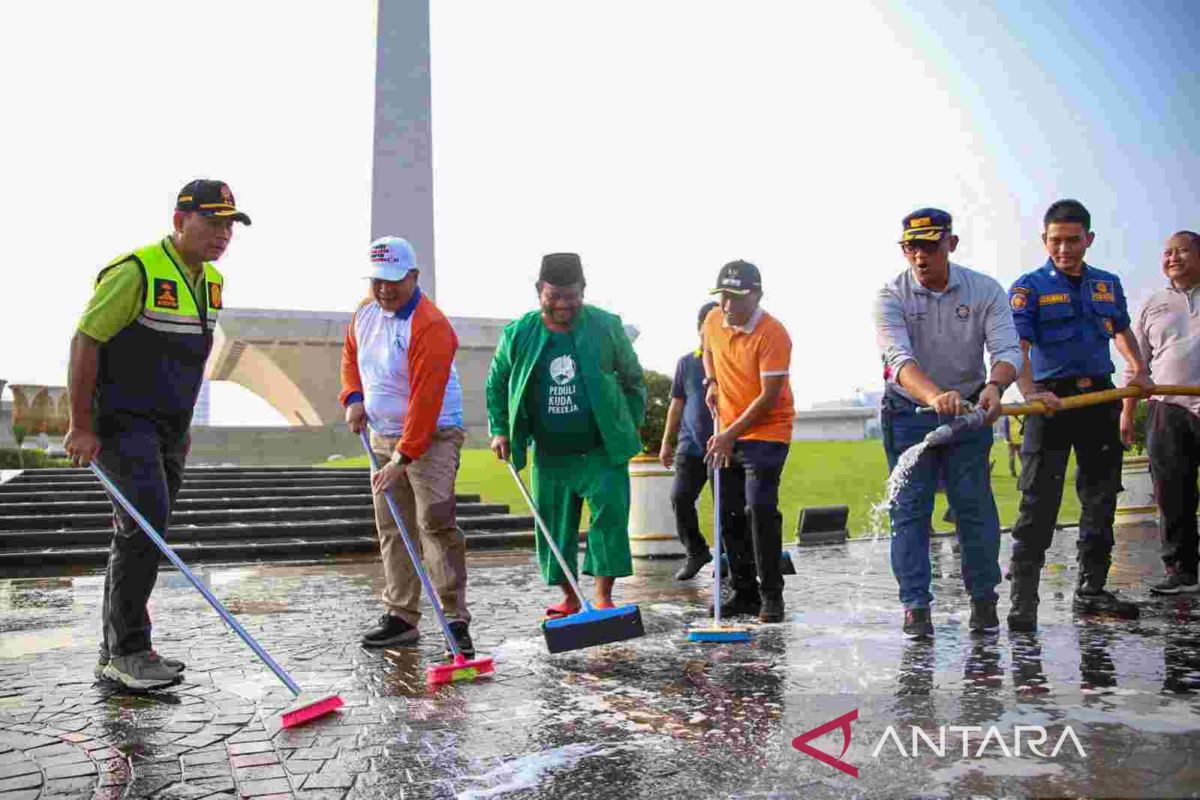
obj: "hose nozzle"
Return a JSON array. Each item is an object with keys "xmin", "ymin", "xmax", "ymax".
[{"xmin": 924, "ymin": 407, "xmax": 988, "ymax": 447}]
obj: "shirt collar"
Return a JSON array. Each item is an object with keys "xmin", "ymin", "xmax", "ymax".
[
  {"xmin": 381, "ymin": 286, "xmax": 422, "ymax": 320},
  {"xmin": 908, "ymin": 264, "xmax": 959, "ymax": 295},
  {"xmin": 723, "ymin": 306, "xmax": 764, "ymax": 334},
  {"xmin": 1043, "ymin": 259, "xmax": 1092, "ymax": 282},
  {"xmin": 162, "ymin": 236, "xmax": 202, "ymax": 280}
]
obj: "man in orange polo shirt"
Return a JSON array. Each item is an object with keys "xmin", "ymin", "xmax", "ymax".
[{"xmin": 703, "ymin": 260, "xmax": 795, "ymax": 623}]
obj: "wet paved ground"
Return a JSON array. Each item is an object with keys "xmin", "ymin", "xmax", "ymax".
[{"xmin": 2, "ymin": 522, "xmax": 1198, "ymax": 799}]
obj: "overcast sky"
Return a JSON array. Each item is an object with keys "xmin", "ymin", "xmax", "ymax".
[{"xmin": 1, "ymin": 1, "xmax": 1197, "ymax": 425}]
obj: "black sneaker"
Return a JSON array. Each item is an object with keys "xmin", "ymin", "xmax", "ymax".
[
  {"xmin": 1073, "ymin": 588, "xmax": 1139, "ymax": 619},
  {"xmin": 443, "ymin": 621, "xmax": 475, "ymax": 660},
  {"xmin": 675, "ymin": 550, "xmax": 713, "ymax": 581},
  {"xmin": 903, "ymin": 607, "xmax": 933, "ymax": 639},
  {"xmin": 1150, "ymin": 572, "xmax": 1200, "ymax": 595},
  {"xmin": 758, "ymin": 593, "xmax": 785, "ymax": 624},
  {"xmin": 968, "ymin": 600, "xmax": 999, "ymax": 635},
  {"xmin": 707, "ymin": 590, "xmax": 762, "ymax": 618},
  {"xmin": 362, "ymin": 614, "xmax": 419, "ymax": 648}
]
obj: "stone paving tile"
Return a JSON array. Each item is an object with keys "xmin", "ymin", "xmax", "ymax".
[
  {"xmin": 228, "ymin": 740, "xmax": 275, "ymax": 756},
  {"xmin": 238, "ymin": 776, "xmax": 295, "ymax": 795},
  {"xmin": 230, "ymin": 753, "xmax": 281, "ymax": 769},
  {"xmin": 40, "ymin": 775, "xmax": 98, "ymax": 796},
  {"xmin": 304, "ymin": 765, "xmax": 355, "ymax": 788},
  {"xmin": 236, "ymin": 763, "xmax": 289, "ymax": 781},
  {"xmin": 0, "ymin": 760, "xmax": 39, "ymax": 779},
  {"xmin": 183, "ymin": 761, "xmax": 234, "ymax": 780},
  {"xmin": 0, "ymin": 772, "xmax": 41, "ymax": 791},
  {"xmin": 191, "ymin": 775, "xmax": 237, "ymax": 793},
  {"xmin": 41, "ymin": 759, "xmax": 97, "ymax": 779}
]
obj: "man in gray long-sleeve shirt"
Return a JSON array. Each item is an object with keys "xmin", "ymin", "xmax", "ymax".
[
  {"xmin": 1122, "ymin": 230, "xmax": 1200, "ymax": 595},
  {"xmin": 873, "ymin": 208, "xmax": 1023, "ymax": 638}
]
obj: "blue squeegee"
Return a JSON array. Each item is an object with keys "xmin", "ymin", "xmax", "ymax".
[
  {"xmin": 688, "ymin": 419, "xmax": 751, "ymax": 644},
  {"xmin": 506, "ymin": 460, "xmax": 645, "ymax": 653}
]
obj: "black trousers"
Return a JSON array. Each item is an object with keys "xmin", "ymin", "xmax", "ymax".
[
  {"xmin": 672, "ymin": 453, "xmax": 750, "ymax": 559},
  {"xmin": 1010, "ymin": 381, "xmax": 1124, "ymax": 570},
  {"xmin": 1147, "ymin": 401, "xmax": 1200, "ymax": 577},
  {"xmin": 718, "ymin": 440, "xmax": 789, "ymax": 596},
  {"xmin": 97, "ymin": 414, "xmax": 188, "ymax": 658},
  {"xmin": 670, "ymin": 454, "xmax": 712, "ymax": 557}
]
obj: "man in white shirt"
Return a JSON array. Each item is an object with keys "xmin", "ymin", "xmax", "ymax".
[
  {"xmin": 340, "ymin": 236, "xmax": 474, "ymax": 656},
  {"xmin": 1122, "ymin": 230, "xmax": 1200, "ymax": 594}
]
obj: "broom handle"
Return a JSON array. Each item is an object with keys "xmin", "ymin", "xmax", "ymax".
[
  {"xmin": 89, "ymin": 462, "xmax": 302, "ymax": 696},
  {"xmin": 505, "ymin": 459, "xmax": 594, "ymax": 614},
  {"xmin": 711, "ymin": 413, "xmax": 723, "ymax": 627},
  {"xmin": 1002, "ymin": 384, "xmax": 1200, "ymax": 416},
  {"xmin": 359, "ymin": 431, "xmax": 462, "ymax": 659}
]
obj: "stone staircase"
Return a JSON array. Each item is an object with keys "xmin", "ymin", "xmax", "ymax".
[{"xmin": 0, "ymin": 467, "xmax": 534, "ymax": 572}]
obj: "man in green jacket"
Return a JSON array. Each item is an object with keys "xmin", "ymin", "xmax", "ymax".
[{"xmin": 487, "ymin": 253, "xmax": 647, "ymax": 616}]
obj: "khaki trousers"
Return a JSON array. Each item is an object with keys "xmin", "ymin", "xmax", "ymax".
[{"xmin": 370, "ymin": 427, "xmax": 470, "ymax": 626}]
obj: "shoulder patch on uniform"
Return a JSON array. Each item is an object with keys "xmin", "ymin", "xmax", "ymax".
[
  {"xmin": 153, "ymin": 278, "xmax": 179, "ymax": 309},
  {"xmin": 1010, "ymin": 286, "xmax": 1030, "ymax": 294},
  {"xmin": 207, "ymin": 281, "xmax": 223, "ymax": 309},
  {"xmin": 1090, "ymin": 279, "xmax": 1114, "ymax": 303},
  {"xmin": 1039, "ymin": 293, "xmax": 1070, "ymax": 306},
  {"xmin": 1010, "ymin": 292, "xmax": 1027, "ymax": 311}
]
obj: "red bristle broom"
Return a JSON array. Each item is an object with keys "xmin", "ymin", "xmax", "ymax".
[
  {"xmin": 359, "ymin": 431, "xmax": 494, "ymax": 687},
  {"xmin": 90, "ymin": 462, "xmax": 343, "ymax": 728}
]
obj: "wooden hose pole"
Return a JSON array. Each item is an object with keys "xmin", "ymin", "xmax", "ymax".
[{"xmin": 1001, "ymin": 384, "xmax": 1200, "ymax": 417}]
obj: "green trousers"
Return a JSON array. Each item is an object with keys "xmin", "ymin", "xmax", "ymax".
[{"xmin": 531, "ymin": 448, "xmax": 633, "ymax": 585}]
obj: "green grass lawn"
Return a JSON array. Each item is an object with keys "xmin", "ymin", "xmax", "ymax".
[{"xmin": 326, "ymin": 440, "xmax": 1081, "ymax": 539}]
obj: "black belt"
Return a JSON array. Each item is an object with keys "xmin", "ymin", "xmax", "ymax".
[{"xmin": 1038, "ymin": 376, "xmax": 1114, "ymax": 395}]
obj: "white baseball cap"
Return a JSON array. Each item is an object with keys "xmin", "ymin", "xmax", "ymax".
[{"xmin": 366, "ymin": 236, "xmax": 417, "ymax": 281}]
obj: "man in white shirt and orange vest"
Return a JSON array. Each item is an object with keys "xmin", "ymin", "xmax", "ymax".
[{"xmin": 340, "ymin": 236, "xmax": 474, "ymax": 657}]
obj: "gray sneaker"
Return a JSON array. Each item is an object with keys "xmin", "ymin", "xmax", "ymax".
[
  {"xmin": 96, "ymin": 649, "xmax": 185, "ymax": 680},
  {"xmin": 1150, "ymin": 572, "xmax": 1200, "ymax": 595},
  {"xmin": 103, "ymin": 651, "xmax": 182, "ymax": 690}
]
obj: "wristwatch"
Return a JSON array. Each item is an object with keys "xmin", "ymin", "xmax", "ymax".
[
  {"xmin": 390, "ymin": 451, "xmax": 412, "ymax": 467},
  {"xmin": 702, "ymin": 376, "xmax": 718, "ymax": 389},
  {"xmin": 985, "ymin": 380, "xmax": 1005, "ymax": 393}
]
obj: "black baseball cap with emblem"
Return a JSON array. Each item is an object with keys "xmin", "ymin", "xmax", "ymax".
[
  {"xmin": 710, "ymin": 260, "xmax": 762, "ymax": 296},
  {"xmin": 900, "ymin": 208, "xmax": 951, "ymax": 242},
  {"xmin": 176, "ymin": 179, "xmax": 252, "ymax": 225}
]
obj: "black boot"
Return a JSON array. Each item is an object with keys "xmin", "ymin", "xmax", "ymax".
[
  {"xmin": 674, "ymin": 549, "xmax": 713, "ymax": 581},
  {"xmin": 1007, "ymin": 564, "xmax": 1040, "ymax": 633},
  {"xmin": 1073, "ymin": 555, "xmax": 1139, "ymax": 619},
  {"xmin": 758, "ymin": 592, "xmax": 785, "ymax": 624},
  {"xmin": 708, "ymin": 589, "xmax": 761, "ymax": 618},
  {"xmin": 968, "ymin": 600, "xmax": 999, "ymax": 634}
]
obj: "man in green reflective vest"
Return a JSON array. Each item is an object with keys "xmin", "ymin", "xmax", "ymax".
[
  {"xmin": 64, "ymin": 179, "xmax": 250, "ymax": 690},
  {"xmin": 487, "ymin": 253, "xmax": 646, "ymax": 616}
]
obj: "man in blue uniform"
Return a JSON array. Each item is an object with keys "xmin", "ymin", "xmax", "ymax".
[{"xmin": 1007, "ymin": 199, "xmax": 1150, "ymax": 631}]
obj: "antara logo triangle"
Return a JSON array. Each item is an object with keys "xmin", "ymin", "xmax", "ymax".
[{"xmin": 791, "ymin": 709, "xmax": 859, "ymax": 778}]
